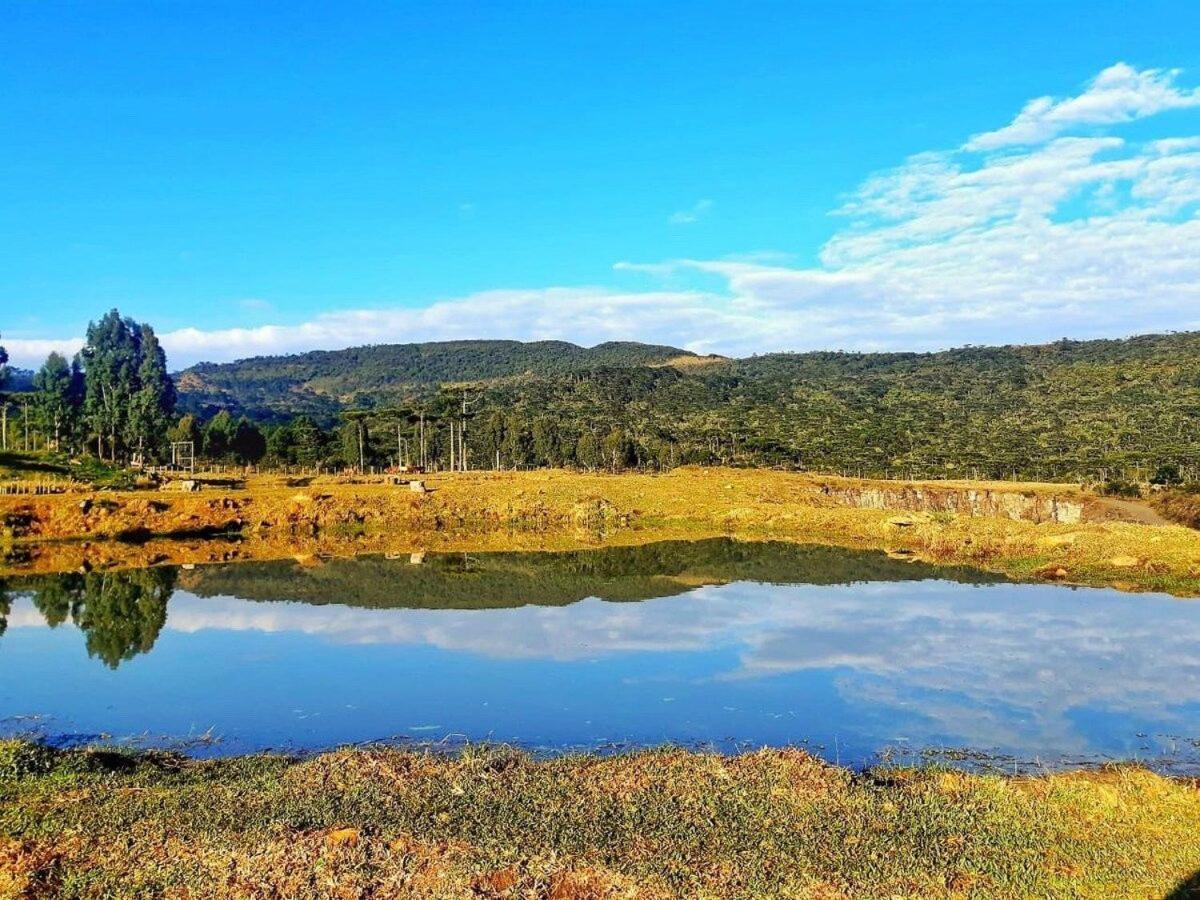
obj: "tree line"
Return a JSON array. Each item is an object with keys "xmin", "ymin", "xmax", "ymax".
[
  {"xmin": 7, "ymin": 313, "xmax": 1200, "ymax": 482},
  {"xmin": 1, "ymin": 311, "xmax": 175, "ymax": 463}
]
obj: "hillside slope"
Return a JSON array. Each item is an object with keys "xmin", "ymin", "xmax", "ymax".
[
  {"xmin": 174, "ymin": 331, "xmax": 1200, "ymax": 480},
  {"xmin": 176, "ymin": 339, "xmax": 695, "ymax": 421}
]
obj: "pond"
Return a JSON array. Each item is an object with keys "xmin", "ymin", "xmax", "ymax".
[{"xmin": 2, "ymin": 538, "xmax": 1199, "ymax": 772}]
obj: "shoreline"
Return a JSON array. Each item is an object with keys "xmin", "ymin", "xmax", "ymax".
[
  {"xmin": 3, "ymin": 739, "xmax": 1200, "ymax": 897},
  {"xmin": 3, "ymin": 468, "xmax": 1199, "ymax": 595}
]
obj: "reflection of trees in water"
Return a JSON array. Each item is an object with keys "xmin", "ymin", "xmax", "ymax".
[
  {"xmin": 1, "ymin": 568, "xmax": 177, "ymax": 668},
  {"xmin": 31, "ymin": 574, "xmax": 82, "ymax": 628},
  {"xmin": 184, "ymin": 539, "xmax": 1007, "ymax": 612}
]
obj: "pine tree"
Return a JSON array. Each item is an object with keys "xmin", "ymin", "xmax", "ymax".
[{"xmin": 290, "ymin": 416, "xmax": 326, "ymax": 467}]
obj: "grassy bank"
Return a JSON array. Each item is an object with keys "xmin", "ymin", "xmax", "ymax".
[
  {"xmin": 3, "ymin": 468, "xmax": 1200, "ymax": 594},
  {"xmin": 2, "ymin": 741, "xmax": 1199, "ymax": 898}
]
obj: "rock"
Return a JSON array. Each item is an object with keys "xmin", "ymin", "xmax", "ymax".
[{"xmin": 1036, "ymin": 565, "xmax": 1069, "ymax": 580}]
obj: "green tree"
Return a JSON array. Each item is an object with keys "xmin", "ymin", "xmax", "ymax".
[
  {"xmin": 290, "ymin": 416, "xmax": 326, "ymax": 467},
  {"xmin": 167, "ymin": 414, "xmax": 203, "ymax": 450},
  {"xmin": 501, "ymin": 413, "xmax": 532, "ymax": 468},
  {"xmin": 575, "ymin": 431, "xmax": 601, "ymax": 471},
  {"xmin": 82, "ymin": 311, "xmax": 139, "ymax": 460},
  {"xmin": 531, "ymin": 416, "xmax": 561, "ymax": 467},
  {"xmin": 203, "ymin": 410, "xmax": 238, "ymax": 460},
  {"xmin": 480, "ymin": 410, "xmax": 506, "ymax": 468},
  {"xmin": 340, "ymin": 411, "xmax": 373, "ymax": 471},
  {"xmin": 601, "ymin": 426, "xmax": 633, "ymax": 472},
  {"xmin": 80, "ymin": 310, "xmax": 175, "ymax": 462},
  {"xmin": 32, "ymin": 352, "xmax": 78, "ymax": 450},
  {"xmin": 231, "ymin": 417, "xmax": 267, "ymax": 464},
  {"xmin": 265, "ymin": 421, "xmax": 296, "ymax": 464},
  {"xmin": 127, "ymin": 325, "xmax": 176, "ymax": 460}
]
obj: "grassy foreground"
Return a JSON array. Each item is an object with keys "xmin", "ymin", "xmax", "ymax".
[{"xmin": 2, "ymin": 742, "xmax": 1200, "ymax": 899}]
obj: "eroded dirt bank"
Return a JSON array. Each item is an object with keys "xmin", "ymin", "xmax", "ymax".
[{"xmin": 0, "ymin": 468, "xmax": 1148, "ymax": 542}]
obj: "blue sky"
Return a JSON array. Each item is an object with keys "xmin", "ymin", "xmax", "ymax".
[{"xmin": 3, "ymin": 1, "xmax": 1200, "ymax": 367}]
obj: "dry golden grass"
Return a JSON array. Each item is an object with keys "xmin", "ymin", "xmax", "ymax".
[{"xmin": 3, "ymin": 467, "xmax": 1200, "ymax": 593}]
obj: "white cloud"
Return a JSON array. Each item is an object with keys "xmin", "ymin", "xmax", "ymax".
[
  {"xmin": 966, "ymin": 63, "xmax": 1200, "ymax": 150},
  {"xmin": 1, "ymin": 337, "xmax": 85, "ymax": 369},
  {"xmin": 6, "ymin": 63, "xmax": 1200, "ymax": 367},
  {"xmin": 668, "ymin": 198, "xmax": 712, "ymax": 225}
]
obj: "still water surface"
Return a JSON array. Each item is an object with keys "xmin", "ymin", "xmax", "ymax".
[{"xmin": 2, "ymin": 539, "xmax": 1199, "ymax": 771}]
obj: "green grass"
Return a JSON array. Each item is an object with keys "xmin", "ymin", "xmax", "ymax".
[
  {"xmin": 0, "ymin": 451, "xmax": 135, "ymax": 490},
  {"xmin": 2, "ymin": 741, "xmax": 1200, "ymax": 898}
]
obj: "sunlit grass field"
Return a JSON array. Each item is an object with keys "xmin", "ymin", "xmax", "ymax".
[{"xmin": 2, "ymin": 741, "xmax": 1200, "ymax": 898}]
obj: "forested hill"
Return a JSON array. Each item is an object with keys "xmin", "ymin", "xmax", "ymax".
[
  {"xmin": 176, "ymin": 339, "xmax": 697, "ymax": 421},
  {"xmin": 3, "ymin": 368, "xmax": 34, "ymax": 392},
  {"xmin": 174, "ymin": 330, "xmax": 1200, "ymax": 481}
]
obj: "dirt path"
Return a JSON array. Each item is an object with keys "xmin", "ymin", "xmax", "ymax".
[{"xmin": 1092, "ymin": 496, "xmax": 1171, "ymax": 526}]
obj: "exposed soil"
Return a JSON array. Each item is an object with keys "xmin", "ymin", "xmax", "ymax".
[{"xmin": 3, "ymin": 468, "xmax": 1199, "ymax": 595}]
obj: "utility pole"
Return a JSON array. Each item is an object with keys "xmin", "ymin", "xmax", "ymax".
[
  {"xmin": 460, "ymin": 390, "xmax": 468, "ymax": 472},
  {"xmin": 1, "ymin": 401, "xmax": 6, "ymax": 451},
  {"xmin": 419, "ymin": 413, "xmax": 426, "ymax": 469}
]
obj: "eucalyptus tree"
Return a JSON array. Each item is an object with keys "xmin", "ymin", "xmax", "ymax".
[
  {"xmin": 80, "ymin": 310, "xmax": 176, "ymax": 462},
  {"xmin": 127, "ymin": 325, "xmax": 176, "ymax": 458},
  {"xmin": 32, "ymin": 351, "xmax": 83, "ymax": 451}
]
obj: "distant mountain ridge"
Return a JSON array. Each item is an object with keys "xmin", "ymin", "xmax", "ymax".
[
  {"xmin": 176, "ymin": 339, "xmax": 700, "ymax": 421},
  {"xmin": 2, "ymin": 367, "xmax": 34, "ymax": 392},
  {"xmin": 172, "ymin": 330, "xmax": 1200, "ymax": 481}
]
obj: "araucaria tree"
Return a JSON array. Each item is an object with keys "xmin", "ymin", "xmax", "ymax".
[{"xmin": 80, "ymin": 310, "xmax": 177, "ymax": 462}]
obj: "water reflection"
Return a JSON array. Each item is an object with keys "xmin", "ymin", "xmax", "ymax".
[
  {"xmin": 4, "ymin": 569, "xmax": 175, "ymax": 668},
  {"xmin": 2, "ymin": 540, "xmax": 1199, "ymax": 770}
]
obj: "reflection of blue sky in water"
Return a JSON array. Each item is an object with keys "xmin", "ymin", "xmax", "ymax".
[{"xmin": 3, "ymin": 579, "xmax": 1200, "ymax": 768}]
